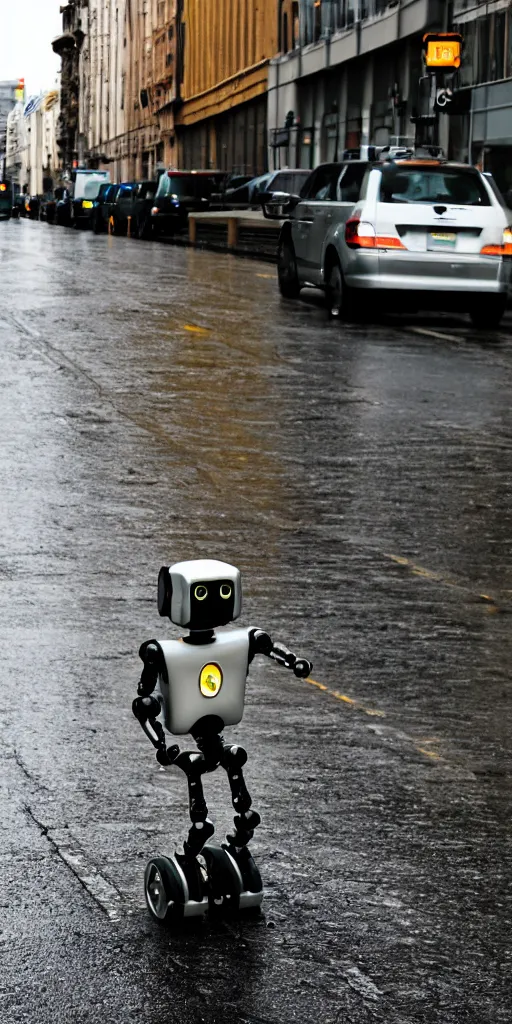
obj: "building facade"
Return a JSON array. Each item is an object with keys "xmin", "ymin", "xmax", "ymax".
[
  {"xmin": 52, "ymin": 1, "xmax": 85, "ymax": 173},
  {"xmin": 5, "ymin": 91, "xmax": 61, "ymax": 196},
  {"xmin": 0, "ymin": 81, "xmax": 20, "ymax": 174},
  {"xmin": 174, "ymin": 0, "xmax": 278, "ymax": 175},
  {"xmin": 450, "ymin": 0, "xmax": 512, "ymax": 197},
  {"xmin": 268, "ymin": 0, "xmax": 448, "ymax": 170}
]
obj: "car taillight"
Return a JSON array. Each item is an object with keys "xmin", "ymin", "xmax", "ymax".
[
  {"xmin": 481, "ymin": 227, "xmax": 512, "ymax": 257},
  {"xmin": 345, "ymin": 217, "xmax": 406, "ymax": 250}
]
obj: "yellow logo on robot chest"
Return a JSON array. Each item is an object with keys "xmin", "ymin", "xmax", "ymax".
[{"xmin": 199, "ymin": 663, "xmax": 223, "ymax": 698}]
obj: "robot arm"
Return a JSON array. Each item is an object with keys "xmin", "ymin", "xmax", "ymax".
[
  {"xmin": 248, "ymin": 628, "xmax": 312, "ymax": 678},
  {"xmin": 132, "ymin": 641, "xmax": 179, "ymax": 766}
]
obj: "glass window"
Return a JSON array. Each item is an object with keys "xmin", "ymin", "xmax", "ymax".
[
  {"xmin": 338, "ymin": 163, "xmax": 368, "ymax": 201},
  {"xmin": 303, "ymin": 164, "xmax": 342, "ymax": 200},
  {"xmin": 493, "ymin": 12, "xmax": 506, "ymax": 81},
  {"xmin": 379, "ymin": 166, "xmax": 491, "ymax": 206},
  {"xmin": 271, "ymin": 171, "xmax": 309, "ymax": 194},
  {"xmin": 158, "ymin": 174, "xmax": 222, "ymax": 199},
  {"xmin": 477, "ymin": 16, "xmax": 490, "ymax": 83}
]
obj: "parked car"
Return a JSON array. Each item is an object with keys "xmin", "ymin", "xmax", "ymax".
[
  {"xmin": 150, "ymin": 170, "xmax": 227, "ymax": 235},
  {"xmin": 131, "ymin": 180, "xmax": 159, "ymax": 238},
  {"xmin": 262, "ymin": 157, "xmax": 512, "ymax": 328},
  {"xmin": 24, "ymin": 195, "xmax": 41, "ymax": 220},
  {"xmin": 90, "ymin": 183, "xmax": 120, "ymax": 233},
  {"xmin": 40, "ymin": 190, "xmax": 60, "ymax": 224},
  {"xmin": 55, "ymin": 188, "xmax": 72, "ymax": 226},
  {"xmin": 12, "ymin": 194, "xmax": 24, "ymax": 218},
  {"xmin": 0, "ymin": 180, "xmax": 12, "ymax": 219},
  {"xmin": 72, "ymin": 170, "xmax": 111, "ymax": 227},
  {"xmin": 215, "ymin": 168, "xmax": 310, "ymax": 208},
  {"xmin": 110, "ymin": 180, "xmax": 158, "ymax": 238}
]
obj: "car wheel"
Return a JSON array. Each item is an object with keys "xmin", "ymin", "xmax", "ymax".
[
  {"xmin": 325, "ymin": 258, "xmax": 354, "ymax": 321},
  {"xmin": 469, "ymin": 297, "xmax": 507, "ymax": 330},
  {"xmin": 92, "ymin": 212, "xmax": 102, "ymax": 235},
  {"xmin": 277, "ymin": 239, "xmax": 301, "ymax": 299}
]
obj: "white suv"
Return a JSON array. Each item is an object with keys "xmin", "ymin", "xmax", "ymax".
[{"xmin": 263, "ymin": 158, "xmax": 512, "ymax": 328}]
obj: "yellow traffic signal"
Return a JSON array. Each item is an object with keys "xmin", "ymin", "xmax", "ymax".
[{"xmin": 423, "ymin": 33, "xmax": 462, "ymax": 71}]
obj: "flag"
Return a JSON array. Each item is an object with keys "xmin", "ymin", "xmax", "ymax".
[{"xmin": 23, "ymin": 95, "xmax": 44, "ymax": 118}]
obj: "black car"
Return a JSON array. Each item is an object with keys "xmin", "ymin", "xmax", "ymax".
[
  {"xmin": 150, "ymin": 170, "xmax": 227, "ymax": 235},
  {"xmin": 130, "ymin": 180, "xmax": 159, "ymax": 239},
  {"xmin": 91, "ymin": 183, "xmax": 120, "ymax": 233},
  {"xmin": 111, "ymin": 181, "xmax": 159, "ymax": 237},
  {"xmin": 55, "ymin": 188, "xmax": 72, "ymax": 226}
]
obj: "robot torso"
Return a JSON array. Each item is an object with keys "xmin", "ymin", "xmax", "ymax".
[{"xmin": 155, "ymin": 627, "xmax": 252, "ymax": 735}]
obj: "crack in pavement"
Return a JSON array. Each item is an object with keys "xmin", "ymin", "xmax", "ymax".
[{"xmin": 24, "ymin": 805, "xmax": 126, "ymax": 922}]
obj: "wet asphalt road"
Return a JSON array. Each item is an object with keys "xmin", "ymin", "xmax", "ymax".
[{"xmin": 1, "ymin": 219, "xmax": 511, "ymax": 1024}]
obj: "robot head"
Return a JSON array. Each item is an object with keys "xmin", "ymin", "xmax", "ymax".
[{"xmin": 157, "ymin": 559, "xmax": 242, "ymax": 630}]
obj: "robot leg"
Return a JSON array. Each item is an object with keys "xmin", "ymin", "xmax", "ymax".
[
  {"xmin": 144, "ymin": 751, "xmax": 213, "ymax": 925},
  {"xmin": 218, "ymin": 743, "xmax": 264, "ymax": 911}
]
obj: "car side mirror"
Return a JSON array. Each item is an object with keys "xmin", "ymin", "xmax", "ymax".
[{"xmin": 259, "ymin": 191, "xmax": 301, "ymax": 219}]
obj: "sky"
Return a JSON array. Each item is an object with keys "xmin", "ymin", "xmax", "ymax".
[{"xmin": 0, "ymin": 1, "xmax": 62, "ymax": 98}]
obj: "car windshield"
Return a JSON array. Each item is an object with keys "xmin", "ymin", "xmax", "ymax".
[
  {"xmin": 82, "ymin": 180, "xmax": 106, "ymax": 200},
  {"xmin": 74, "ymin": 174, "xmax": 109, "ymax": 200},
  {"xmin": 156, "ymin": 174, "xmax": 220, "ymax": 199},
  {"xmin": 379, "ymin": 166, "xmax": 491, "ymax": 206}
]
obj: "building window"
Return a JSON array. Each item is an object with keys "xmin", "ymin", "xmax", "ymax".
[
  {"xmin": 493, "ymin": 12, "xmax": 506, "ymax": 81},
  {"xmin": 477, "ymin": 16, "xmax": 489, "ymax": 84}
]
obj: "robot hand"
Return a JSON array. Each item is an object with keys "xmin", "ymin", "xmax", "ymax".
[
  {"xmin": 250, "ymin": 629, "xmax": 312, "ymax": 677},
  {"xmin": 270, "ymin": 642, "xmax": 312, "ymax": 678}
]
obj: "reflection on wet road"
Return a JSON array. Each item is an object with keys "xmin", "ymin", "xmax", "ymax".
[{"xmin": 1, "ymin": 220, "xmax": 511, "ymax": 1024}]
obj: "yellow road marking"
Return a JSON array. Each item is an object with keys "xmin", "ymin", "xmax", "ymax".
[
  {"xmin": 304, "ymin": 678, "xmax": 447, "ymax": 764},
  {"xmin": 256, "ymin": 273, "xmax": 276, "ymax": 279},
  {"xmin": 306, "ymin": 677, "xmax": 386, "ymax": 717},
  {"xmin": 183, "ymin": 323, "xmax": 211, "ymax": 334},
  {"xmin": 410, "ymin": 326, "xmax": 461, "ymax": 344},
  {"xmin": 384, "ymin": 553, "xmax": 501, "ymax": 607}
]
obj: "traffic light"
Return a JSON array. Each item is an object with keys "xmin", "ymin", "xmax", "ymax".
[{"xmin": 423, "ymin": 33, "xmax": 463, "ymax": 72}]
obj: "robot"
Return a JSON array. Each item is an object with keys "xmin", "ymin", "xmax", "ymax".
[{"xmin": 133, "ymin": 558, "xmax": 312, "ymax": 925}]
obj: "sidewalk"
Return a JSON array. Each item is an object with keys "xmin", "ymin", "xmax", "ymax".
[{"xmin": 161, "ymin": 209, "xmax": 282, "ymax": 263}]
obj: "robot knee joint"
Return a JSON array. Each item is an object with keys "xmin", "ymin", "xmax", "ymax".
[{"xmin": 225, "ymin": 745, "xmax": 247, "ymax": 769}]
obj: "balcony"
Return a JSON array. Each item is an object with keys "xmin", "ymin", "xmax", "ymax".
[
  {"xmin": 52, "ymin": 32, "xmax": 77, "ymax": 55},
  {"xmin": 273, "ymin": 0, "xmax": 444, "ymax": 78},
  {"xmin": 453, "ymin": 0, "xmax": 489, "ymax": 18}
]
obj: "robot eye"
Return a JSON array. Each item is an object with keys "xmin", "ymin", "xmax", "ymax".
[
  {"xmin": 194, "ymin": 585, "xmax": 208, "ymax": 601},
  {"xmin": 220, "ymin": 584, "xmax": 232, "ymax": 600}
]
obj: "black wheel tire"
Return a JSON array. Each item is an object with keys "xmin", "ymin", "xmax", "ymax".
[
  {"xmin": 278, "ymin": 239, "xmax": 301, "ymax": 299},
  {"xmin": 469, "ymin": 297, "xmax": 507, "ymax": 330},
  {"xmin": 92, "ymin": 214, "xmax": 102, "ymax": 235},
  {"xmin": 325, "ymin": 258, "xmax": 355, "ymax": 321},
  {"xmin": 202, "ymin": 842, "xmax": 242, "ymax": 915},
  {"xmin": 144, "ymin": 856, "xmax": 187, "ymax": 925}
]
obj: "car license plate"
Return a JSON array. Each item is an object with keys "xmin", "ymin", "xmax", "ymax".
[
  {"xmin": 82, "ymin": 201, "xmax": 93, "ymax": 209},
  {"xmin": 428, "ymin": 231, "xmax": 456, "ymax": 250}
]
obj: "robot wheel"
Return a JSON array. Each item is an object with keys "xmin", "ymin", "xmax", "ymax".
[
  {"xmin": 201, "ymin": 842, "xmax": 242, "ymax": 915},
  {"xmin": 202, "ymin": 842, "xmax": 263, "ymax": 915},
  {"xmin": 144, "ymin": 854, "xmax": 208, "ymax": 925}
]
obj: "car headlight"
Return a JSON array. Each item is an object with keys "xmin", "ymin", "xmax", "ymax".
[
  {"xmin": 82, "ymin": 201, "xmax": 94, "ymax": 209},
  {"xmin": 151, "ymin": 206, "xmax": 160, "ymax": 215}
]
